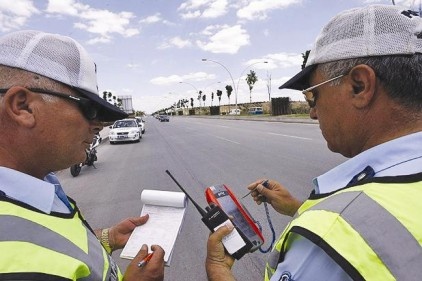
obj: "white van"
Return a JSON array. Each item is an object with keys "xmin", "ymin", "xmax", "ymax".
[{"xmin": 228, "ymin": 109, "xmax": 241, "ymax": 115}]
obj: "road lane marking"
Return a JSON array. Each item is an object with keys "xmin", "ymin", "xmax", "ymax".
[
  {"xmin": 215, "ymin": 136, "xmax": 240, "ymax": 144},
  {"xmin": 268, "ymin": 132, "xmax": 312, "ymax": 140}
]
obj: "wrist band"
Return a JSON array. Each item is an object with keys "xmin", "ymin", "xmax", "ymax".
[{"xmin": 100, "ymin": 228, "xmax": 112, "ymax": 254}]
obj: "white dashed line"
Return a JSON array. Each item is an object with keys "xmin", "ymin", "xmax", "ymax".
[
  {"xmin": 215, "ymin": 136, "xmax": 241, "ymax": 144},
  {"xmin": 268, "ymin": 132, "xmax": 312, "ymax": 140}
]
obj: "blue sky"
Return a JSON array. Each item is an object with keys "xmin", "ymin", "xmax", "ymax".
[{"xmin": 0, "ymin": 0, "xmax": 416, "ymax": 113}]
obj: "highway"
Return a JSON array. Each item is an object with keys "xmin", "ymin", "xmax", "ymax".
[{"xmin": 56, "ymin": 116, "xmax": 346, "ymax": 281}]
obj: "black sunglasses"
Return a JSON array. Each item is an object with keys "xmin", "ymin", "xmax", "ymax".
[
  {"xmin": 0, "ymin": 88, "xmax": 98, "ymax": 120},
  {"xmin": 301, "ymin": 74, "xmax": 345, "ymax": 108}
]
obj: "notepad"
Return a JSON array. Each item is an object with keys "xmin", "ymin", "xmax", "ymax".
[{"xmin": 120, "ymin": 189, "xmax": 187, "ymax": 266}]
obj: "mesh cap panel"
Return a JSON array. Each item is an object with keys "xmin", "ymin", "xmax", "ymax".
[
  {"xmin": 0, "ymin": 30, "xmax": 127, "ymax": 121},
  {"xmin": 308, "ymin": 5, "xmax": 422, "ymax": 66},
  {"xmin": 280, "ymin": 5, "xmax": 422, "ymax": 90}
]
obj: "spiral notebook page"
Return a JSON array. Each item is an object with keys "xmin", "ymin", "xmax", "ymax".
[{"xmin": 120, "ymin": 189, "xmax": 187, "ymax": 266}]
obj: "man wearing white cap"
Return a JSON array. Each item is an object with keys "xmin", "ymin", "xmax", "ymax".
[
  {"xmin": 206, "ymin": 5, "xmax": 422, "ymax": 281},
  {"xmin": 0, "ymin": 30, "xmax": 164, "ymax": 280}
]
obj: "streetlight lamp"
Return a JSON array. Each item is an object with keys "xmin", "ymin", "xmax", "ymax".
[{"xmin": 202, "ymin": 58, "xmax": 267, "ymax": 111}]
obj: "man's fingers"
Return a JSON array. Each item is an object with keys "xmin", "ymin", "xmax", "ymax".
[
  {"xmin": 131, "ymin": 214, "xmax": 149, "ymax": 226},
  {"xmin": 134, "ymin": 244, "xmax": 149, "ymax": 262},
  {"xmin": 210, "ymin": 221, "xmax": 234, "ymax": 241},
  {"xmin": 150, "ymin": 244, "xmax": 165, "ymax": 261}
]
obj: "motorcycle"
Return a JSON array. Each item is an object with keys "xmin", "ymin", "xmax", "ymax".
[{"xmin": 70, "ymin": 134, "xmax": 102, "ymax": 177}]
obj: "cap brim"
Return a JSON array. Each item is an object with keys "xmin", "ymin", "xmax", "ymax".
[
  {"xmin": 76, "ymin": 88, "xmax": 129, "ymax": 122},
  {"xmin": 278, "ymin": 65, "xmax": 316, "ymax": 90}
]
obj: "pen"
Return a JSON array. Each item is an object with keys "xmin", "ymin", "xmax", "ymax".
[
  {"xmin": 137, "ymin": 253, "xmax": 154, "ymax": 267},
  {"xmin": 241, "ymin": 179, "xmax": 269, "ymax": 199}
]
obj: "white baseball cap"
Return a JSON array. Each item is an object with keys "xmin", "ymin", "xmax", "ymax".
[
  {"xmin": 280, "ymin": 5, "xmax": 422, "ymax": 90},
  {"xmin": 0, "ymin": 30, "xmax": 128, "ymax": 121}
]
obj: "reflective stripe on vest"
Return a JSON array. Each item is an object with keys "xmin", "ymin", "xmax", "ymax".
[
  {"xmin": 0, "ymin": 200, "xmax": 121, "ymax": 281},
  {"xmin": 308, "ymin": 190, "xmax": 422, "ymax": 280},
  {"xmin": 265, "ymin": 176, "xmax": 422, "ymax": 281}
]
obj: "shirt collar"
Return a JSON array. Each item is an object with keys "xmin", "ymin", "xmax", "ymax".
[
  {"xmin": 0, "ymin": 167, "xmax": 55, "ymax": 213},
  {"xmin": 314, "ymin": 132, "xmax": 422, "ymax": 194}
]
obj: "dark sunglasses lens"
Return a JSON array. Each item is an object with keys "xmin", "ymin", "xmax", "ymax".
[
  {"xmin": 79, "ymin": 101, "xmax": 97, "ymax": 120},
  {"xmin": 303, "ymin": 91, "xmax": 316, "ymax": 108}
]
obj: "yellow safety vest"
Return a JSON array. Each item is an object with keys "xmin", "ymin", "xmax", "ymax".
[
  {"xmin": 0, "ymin": 196, "xmax": 123, "ymax": 281},
  {"xmin": 265, "ymin": 173, "xmax": 422, "ymax": 281}
]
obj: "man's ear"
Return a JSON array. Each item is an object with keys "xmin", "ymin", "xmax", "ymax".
[
  {"xmin": 3, "ymin": 87, "xmax": 36, "ymax": 128},
  {"xmin": 348, "ymin": 64, "xmax": 377, "ymax": 109}
]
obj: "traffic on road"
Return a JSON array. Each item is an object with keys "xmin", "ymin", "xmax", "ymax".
[{"xmin": 57, "ymin": 116, "xmax": 346, "ymax": 281}]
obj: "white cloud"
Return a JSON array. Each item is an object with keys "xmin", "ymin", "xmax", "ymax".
[
  {"xmin": 139, "ymin": 13, "xmax": 162, "ymax": 24},
  {"xmin": 170, "ymin": 36, "xmax": 192, "ymax": 48},
  {"xmin": 202, "ymin": 0, "xmax": 228, "ymax": 18},
  {"xmin": 180, "ymin": 10, "xmax": 201, "ymax": 19},
  {"xmin": 46, "ymin": 0, "xmax": 139, "ymax": 43},
  {"xmin": 179, "ymin": 0, "xmax": 228, "ymax": 19},
  {"xmin": 158, "ymin": 36, "xmax": 192, "ymax": 49},
  {"xmin": 0, "ymin": 0, "xmax": 39, "ymax": 31},
  {"xmin": 46, "ymin": 0, "xmax": 84, "ymax": 16},
  {"xmin": 197, "ymin": 24, "xmax": 249, "ymax": 54},
  {"xmin": 237, "ymin": 0, "xmax": 301, "ymax": 20},
  {"xmin": 151, "ymin": 72, "xmax": 215, "ymax": 85},
  {"xmin": 264, "ymin": 52, "xmax": 303, "ymax": 69}
]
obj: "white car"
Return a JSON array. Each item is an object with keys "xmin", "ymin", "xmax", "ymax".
[
  {"xmin": 135, "ymin": 116, "xmax": 146, "ymax": 134},
  {"xmin": 108, "ymin": 119, "xmax": 141, "ymax": 144},
  {"xmin": 228, "ymin": 109, "xmax": 241, "ymax": 115}
]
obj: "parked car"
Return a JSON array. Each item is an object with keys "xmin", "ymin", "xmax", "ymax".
[
  {"xmin": 135, "ymin": 116, "xmax": 146, "ymax": 134},
  {"xmin": 248, "ymin": 107, "xmax": 264, "ymax": 115},
  {"xmin": 228, "ymin": 108, "xmax": 241, "ymax": 115},
  {"xmin": 159, "ymin": 115, "xmax": 170, "ymax": 122},
  {"xmin": 108, "ymin": 119, "xmax": 141, "ymax": 144}
]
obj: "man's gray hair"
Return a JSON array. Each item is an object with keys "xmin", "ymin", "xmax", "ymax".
[
  {"xmin": 320, "ymin": 55, "xmax": 422, "ymax": 111},
  {"xmin": 0, "ymin": 65, "xmax": 61, "ymax": 103}
]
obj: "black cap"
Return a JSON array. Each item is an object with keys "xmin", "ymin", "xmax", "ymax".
[{"xmin": 278, "ymin": 64, "xmax": 316, "ymax": 90}]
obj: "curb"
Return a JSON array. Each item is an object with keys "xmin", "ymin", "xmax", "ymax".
[{"xmin": 174, "ymin": 115, "xmax": 318, "ymax": 124}]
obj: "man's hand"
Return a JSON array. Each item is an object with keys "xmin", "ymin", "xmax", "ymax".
[
  {"xmin": 109, "ymin": 215, "xmax": 150, "ymax": 250},
  {"xmin": 123, "ymin": 244, "xmax": 165, "ymax": 281},
  {"xmin": 247, "ymin": 179, "xmax": 302, "ymax": 217},
  {"xmin": 206, "ymin": 222, "xmax": 236, "ymax": 281}
]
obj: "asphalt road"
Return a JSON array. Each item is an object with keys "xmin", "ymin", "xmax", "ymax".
[{"xmin": 56, "ymin": 116, "xmax": 346, "ymax": 281}]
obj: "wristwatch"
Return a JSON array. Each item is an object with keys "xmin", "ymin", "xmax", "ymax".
[{"xmin": 100, "ymin": 228, "xmax": 112, "ymax": 254}]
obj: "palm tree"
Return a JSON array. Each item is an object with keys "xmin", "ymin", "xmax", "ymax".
[
  {"xmin": 246, "ymin": 70, "xmax": 258, "ymax": 103},
  {"xmin": 198, "ymin": 90, "xmax": 203, "ymax": 114},
  {"xmin": 216, "ymin": 90, "xmax": 222, "ymax": 106},
  {"xmin": 102, "ymin": 91, "xmax": 123, "ymax": 109},
  {"xmin": 225, "ymin": 85, "xmax": 233, "ymax": 110}
]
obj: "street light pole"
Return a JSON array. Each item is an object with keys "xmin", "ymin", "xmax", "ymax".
[
  {"xmin": 179, "ymin": 81, "xmax": 200, "ymax": 115},
  {"xmin": 202, "ymin": 59, "xmax": 268, "ymax": 111},
  {"xmin": 202, "ymin": 58, "xmax": 238, "ymax": 110}
]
